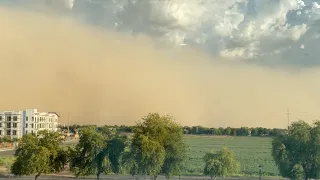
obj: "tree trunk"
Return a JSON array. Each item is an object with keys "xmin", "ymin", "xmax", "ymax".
[
  {"xmin": 96, "ymin": 172, "xmax": 100, "ymax": 180},
  {"xmin": 153, "ymin": 175, "xmax": 158, "ymax": 180},
  {"xmin": 35, "ymin": 173, "xmax": 40, "ymax": 180}
]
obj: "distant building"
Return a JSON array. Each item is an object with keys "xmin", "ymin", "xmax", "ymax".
[{"xmin": 0, "ymin": 109, "xmax": 59, "ymax": 139}]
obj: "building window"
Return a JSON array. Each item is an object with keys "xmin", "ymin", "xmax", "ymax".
[
  {"xmin": 0, "ymin": 116, "xmax": 2, "ymax": 121},
  {"xmin": 13, "ymin": 123, "xmax": 17, "ymax": 128},
  {"xmin": 26, "ymin": 116, "xmax": 28, "ymax": 121},
  {"xmin": 7, "ymin": 116, "xmax": 11, "ymax": 121},
  {"xmin": 13, "ymin": 116, "xmax": 17, "ymax": 121},
  {"xmin": 12, "ymin": 130, "xmax": 16, "ymax": 136},
  {"xmin": 7, "ymin": 123, "xmax": 11, "ymax": 128},
  {"xmin": 26, "ymin": 130, "xmax": 28, "ymax": 134},
  {"xmin": 0, "ymin": 123, "xmax": 2, "ymax": 128},
  {"xmin": 0, "ymin": 130, "xmax": 2, "ymax": 135},
  {"xmin": 26, "ymin": 123, "xmax": 28, "ymax": 128},
  {"xmin": 7, "ymin": 130, "xmax": 11, "ymax": 135},
  {"xmin": 31, "ymin": 124, "xmax": 34, "ymax": 128},
  {"xmin": 32, "ymin": 117, "xmax": 34, "ymax": 121}
]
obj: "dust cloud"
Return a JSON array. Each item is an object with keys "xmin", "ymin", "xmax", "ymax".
[{"xmin": 1, "ymin": 7, "xmax": 320, "ymax": 128}]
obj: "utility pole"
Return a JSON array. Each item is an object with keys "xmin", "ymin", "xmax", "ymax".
[
  {"xmin": 67, "ymin": 112, "xmax": 70, "ymax": 133},
  {"xmin": 287, "ymin": 108, "xmax": 290, "ymax": 130}
]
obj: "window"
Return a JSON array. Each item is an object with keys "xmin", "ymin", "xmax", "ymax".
[
  {"xmin": 13, "ymin": 123, "xmax": 17, "ymax": 128},
  {"xmin": 32, "ymin": 117, "xmax": 34, "ymax": 121},
  {"xmin": 0, "ymin": 116, "xmax": 2, "ymax": 121},
  {"xmin": 26, "ymin": 123, "xmax": 28, "ymax": 128},
  {"xmin": 6, "ymin": 130, "xmax": 10, "ymax": 135},
  {"xmin": 31, "ymin": 124, "xmax": 34, "ymax": 128},
  {"xmin": 13, "ymin": 116, "xmax": 17, "ymax": 121},
  {"xmin": 13, "ymin": 130, "xmax": 16, "ymax": 136},
  {"xmin": 26, "ymin": 116, "xmax": 28, "ymax": 121},
  {"xmin": 0, "ymin": 130, "xmax": 2, "ymax": 135},
  {"xmin": 0, "ymin": 123, "xmax": 2, "ymax": 128},
  {"xmin": 25, "ymin": 130, "xmax": 28, "ymax": 134},
  {"xmin": 7, "ymin": 123, "xmax": 11, "ymax": 128},
  {"xmin": 7, "ymin": 116, "xmax": 11, "ymax": 121}
]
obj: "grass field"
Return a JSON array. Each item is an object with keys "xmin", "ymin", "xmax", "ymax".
[
  {"xmin": 0, "ymin": 136, "xmax": 280, "ymax": 177},
  {"xmin": 183, "ymin": 135, "xmax": 279, "ymax": 176}
]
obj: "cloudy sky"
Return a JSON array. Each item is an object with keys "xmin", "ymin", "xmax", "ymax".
[
  {"xmin": 1, "ymin": 0, "xmax": 320, "ymax": 128},
  {"xmin": 2, "ymin": 0, "xmax": 319, "ymax": 68}
]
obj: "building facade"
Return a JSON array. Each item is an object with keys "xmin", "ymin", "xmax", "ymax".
[{"xmin": 0, "ymin": 109, "xmax": 59, "ymax": 139}]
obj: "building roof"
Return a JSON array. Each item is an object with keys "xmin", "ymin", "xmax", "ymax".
[{"xmin": 48, "ymin": 112, "xmax": 60, "ymax": 117}]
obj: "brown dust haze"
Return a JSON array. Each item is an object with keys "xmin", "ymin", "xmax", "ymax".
[{"xmin": 1, "ymin": 7, "xmax": 320, "ymax": 128}]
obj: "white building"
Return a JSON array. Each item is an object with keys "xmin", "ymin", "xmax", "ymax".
[{"xmin": 0, "ymin": 109, "xmax": 59, "ymax": 139}]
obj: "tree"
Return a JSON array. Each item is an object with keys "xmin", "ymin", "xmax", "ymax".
[
  {"xmin": 11, "ymin": 130, "xmax": 68, "ymax": 180},
  {"xmin": 69, "ymin": 126, "xmax": 108, "ymax": 179},
  {"xmin": 272, "ymin": 120, "xmax": 320, "ymax": 180},
  {"xmin": 69, "ymin": 126, "xmax": 127, "ymax": 179},
  {"xmin": 125, "ymin": 113, "xmax": 187, "ymax": 179},
  {"xmin": 203, "ymin": 147, "xmax": 240, "ymax": 179},
  {"xmin": 106, "ymin": 135, "xmax": 127, "ymax": 174}
]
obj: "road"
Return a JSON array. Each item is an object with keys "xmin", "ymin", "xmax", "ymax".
[{"xmin": 0, "ymin": 139, "xmax": 78, "ymax": 156}]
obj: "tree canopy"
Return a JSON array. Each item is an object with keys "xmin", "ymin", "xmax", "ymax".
[
  {"xmin": 125, "ymin": 113, "xmax": 188, "ymax": 179},
  {"xmin": 203, "ymin": 147, "xmax": 240, "ymax": 179},
  {"xmin": 11, "ymin": 130, "xmax": 68, "ymax": 180},
  {"xmin": 272, "ymin": 120, "xmax": 320, "ymax": 180},
  {"xmin": 69, "ymin": 126, "xmax": 126, "ymax": 179}
]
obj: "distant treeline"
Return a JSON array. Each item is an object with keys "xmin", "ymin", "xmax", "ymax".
[{"xmin": 59, "ymin": 124, "xmax": 286, "ymax": 137}]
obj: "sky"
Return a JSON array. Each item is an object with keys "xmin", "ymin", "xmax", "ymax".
[{"xmin": 0, "ymin": 0, "xmax": 320, "ymax": 128}]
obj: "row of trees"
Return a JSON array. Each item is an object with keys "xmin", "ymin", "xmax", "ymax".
[
  {"xmin": 61, "ymin": 124, "xmax": 285, "ymax": 137},
  {"xmin": 10, "ymin": 113, "xmax": 191, "ymax": 180},
  {"xmin": 13, "ymin": 113, "xmax": 320, "ymax": 180}
]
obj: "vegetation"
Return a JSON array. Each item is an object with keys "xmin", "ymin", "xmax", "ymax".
[
  {"xmin": 11, "ymin": 115, "xmax": 320, "ymax": 180},
  {"xmin": 272, "ymin": 120, "xmax": 320, "ymax": 180},
  {"xmin": 184, "ymin": 136, "xmax": 278, "ymax": 176},
  {"xmin": 69, "ymin": 126, "xmax": 127, "ymax": 179},
  {"xmin": 203, "ymin": 147, "xmax": 240, "ymax": 179},
  {"xmin": 123, "ymin": 113, "xmax": 187, "ymax": 179},
  {"xmin": 60, "ymin": 124, "xmax": 286, "ymax": 137},
  {"xmin": 10, "ymin": 130, "xmax": 68, "ymax": 180}
]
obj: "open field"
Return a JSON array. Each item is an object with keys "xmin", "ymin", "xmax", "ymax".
[
  {"xmin": 0, "ymin": 136, "xmax": 279, "ymax": 177},
  {"xmin": 183, "ymin": 135, "xmax": 279, "ymax": 176}
]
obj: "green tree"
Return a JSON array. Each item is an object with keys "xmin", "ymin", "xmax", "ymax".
[
  {"xmin": 203, "ymin": 147, "xmax": 240, "ymax": 179},
  {"xmin": 69, "ymin": 126, "xmax": 126, "ymax": 179},
  {"xmin": 69, "ymin": 126, "xmax": 108, "ymax": 179},
  {"xmin": 106, "ymin": 135, "xmax": 127, "ymax": 174},
  {"xmin": 11, "ymin": 131, "xmax": 68, "ymax": 180},
  {"xmin": 125, "ymin": 113, "xmax": 187, "ymax": 179},
  {"xmin": 272, "ymin": 120, "xmax": 320, "ymax": 180}
]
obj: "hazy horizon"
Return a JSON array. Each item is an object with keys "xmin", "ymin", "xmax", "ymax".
[{"xmin": 1, "ymin": 3, "xmax": 320, "ymax": 128}]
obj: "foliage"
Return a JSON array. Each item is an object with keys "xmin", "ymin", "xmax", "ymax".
[
  {"xmin": 62, "ymin": 124, "xmax": 286, "ymax": 137},
  {"xmin": 272, "ymin": 120, "xmax": 320, "ymax": 180},
  {"xmin": 184, "ymin": 136, "xmax": 278, "ymax": 176},
  {"xmin": 125, "ymin": 113, "xmax": 188, "ymax": 179},
  {"xmin": 203, "ymin": 147, "xmax": 240, "ymax": 178},
  {"xmin": 69, "ymin": 126, "xmax": 107, "ymax": 179},
  {"xmin": 69, "ymin": 126, "xmax": 126, "ymax": 179},
  {"xmin": 10, "ymin": 130, "xmax": 68, "ymax": 180},
  {"xmin": 292, "ymin": 164, "xmax": 305, "ymax": 180},
  {"xmin": 0, "ymin": 156, "xmax": 15, "ymax": 171}
]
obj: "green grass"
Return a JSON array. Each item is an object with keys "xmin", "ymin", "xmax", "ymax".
[
  {"xmin": 183, "ymin": 135, "xmax": 279, "ymax": 176},
  {"xmin": 0, "ymin": 156, "xmax": 15, "ymax": 172}
]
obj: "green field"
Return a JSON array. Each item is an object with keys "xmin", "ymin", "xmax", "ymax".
[{"xmin": 183, "ymin": 135, "xmax": 279, "ymax": 176}]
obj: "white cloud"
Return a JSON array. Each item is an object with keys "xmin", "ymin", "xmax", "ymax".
[{"xmin": 2, "ymin": 0, "xmax": 320, "ymax": 67}]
